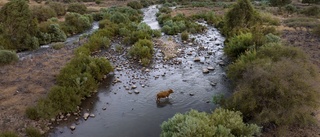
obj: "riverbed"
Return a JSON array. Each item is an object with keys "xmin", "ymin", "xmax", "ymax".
[{"xmin": 49, "ymin": 5, "xmax": 231, "ymax": 137}]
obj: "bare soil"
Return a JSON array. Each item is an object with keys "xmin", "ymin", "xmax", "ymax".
[{"xmin": 0, "ymin": 47, "xmax": 74, "ymax": 135}]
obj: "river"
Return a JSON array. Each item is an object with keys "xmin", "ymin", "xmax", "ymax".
[{"xmin": 49, "ymin": 5, "xmax": 231, "ymax": 137}]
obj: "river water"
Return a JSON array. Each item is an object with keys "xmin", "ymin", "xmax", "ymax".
[{"xmin": 49, "ymin": 5, "xmax": 231, "ymax": 137}]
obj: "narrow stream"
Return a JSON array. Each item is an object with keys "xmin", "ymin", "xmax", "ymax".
[{"xmin": 49, "ymin": 5, "xmax": 231, "ymax": 137}]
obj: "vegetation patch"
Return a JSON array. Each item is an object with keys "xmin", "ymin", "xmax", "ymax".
[
  {"xmin": 0, "ymin": 50, "xmax": 18, "ymax": 65},
  {"xmin": 161, "ymin": 108, "xmax": 261, "ymax": 137}
]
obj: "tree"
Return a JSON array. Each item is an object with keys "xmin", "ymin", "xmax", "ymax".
[
  {"xmin": 223, "ymin": 0, "xmax": 260, "ymax": 37},
  {"xmin": 269, "ymin": 0, "xmax": 292, "ymax": 9},
  {"xmin": 0, "ymin": 0, "xmax": 39, "ymax": 51},
  {"xmin": 161, "ymin": 108, "xmax": 261, "ymax": 137}
]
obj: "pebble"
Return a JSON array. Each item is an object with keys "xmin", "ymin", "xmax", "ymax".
[
  {"xmin": 134, "ymin": 90, "xmax": 140, "ymax": 94},
  {"xmin": 202, "ymin": 68, "xmax": 209, "ymax": 73},
  {"xmin": 189, "ymin": 93, "xmax": 195, "ymax": 96},
  {"xmin": 131, "ymin": 85, "xmax": 137, "ymax": 89},
  {"xmin": 83, "ymin": 113, "xmax": 90, "ymax": 120},
  {"xmin": 89, "ymin": 114, "xmax": 95, "ymax": 118}
]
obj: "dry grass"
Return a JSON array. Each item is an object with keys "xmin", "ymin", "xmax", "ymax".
[{"xmin": 0, "ymin": 47, "xmax": 73, "ymax": 134}]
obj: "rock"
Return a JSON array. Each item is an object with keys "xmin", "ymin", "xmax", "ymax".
[
  {"xmin": 89, "ymin": 114, "xmax": 95, "ymax": 118},
  {"xmin": 102, "ymin": 107, "xmax": 107, "ymax": 110},
  {"xmin": 128, "ymin": 91, "xmax": 132, "ymax": 94},
  {"xmin": 50, "ymin": 118, "xmax": 55, "ymax": 122},
  {"xmin": 207, "ymin": 51, "xmax": 213, "ymax": 55},
  {"xmin": 202, "ymin": 68, "xmax": 209, "ymax": 73},
  {"xmin": 210, "ymin": 82, "xmax": 217, "ymax": 86},
  {"xmin": 70, "ymin": 125, "xmax": 76, "ymax": 130},
  {"xmin": 189, "ymin": 93, "xmax": 194, "ymax": 96},
  {"xmin": 125, "ymin": 87, "xmax": 130, "ymax": 90},
  {"xmin": 131, "ymin": 85, "xmax": 137, "ymax": 89},
  {"xmin": 59, "ymin": 115, "xmax": 64, "ymax": 119},
  {"xmin": 66, "ymin": 113, "xmax": 71, "ymax": 117},
  {"xmin": 141, "ymin": 85, "xmax": 145, "ymax": 88},
  {"xmin": 145, "ymin": 69, "xmax": 150, "ymax": 72},
  {"xmin": 187, "ymin": 52, "xmax": 192, "ymax": 55},
  {"xmin": 206, "ymin": 100, "xmax": 210, "ymax": 103},
  {"xmin": 188, "ymin": 43, "xmax": 193, "ymax": 46},
  {"xmin": 219, "ymin": 62, "xmax": 225, "ymax": 66},
  {"xmin": 116, "ymin": 67, "xmax": 122, "ymax": 71},
  {"xmin": 183, "ymin": 41, "xmax": 187, "ymax": 44},
  {"xmin": 83, "ymin": 113, "xmax": 90, "ymax": 120},
  {"xmin": 193, "ymin": 57, "xmax": 200, "ymax": 62},
  {"xmin": 207, "ymin": 66, "xmax": 215, "ymax": 70},
  {"xmin": 134, "ymin": 90, "xmax": 140, "ymax": 94}
]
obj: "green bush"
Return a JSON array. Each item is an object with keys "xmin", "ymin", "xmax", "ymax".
[
  {"xmin": 225, "ymin": 43, "xmax": 320, "ymax": 133},
  {"xmin": 128, "ymin": 39, "xmax": 153, "ymax": 61},
  {"xmin": 31, "ymin": 5, "xmax": 57, "ymax": 22},
  {"xmin": 161, "ymin": 108, "xmax": 261, "ymax": 137},
  {"xmin": 0, "ymin": 0, "xmax": 39, "ymax": 51},
  {"xmin": 26, "ymin": 107, "xmax": 39, "ymax": 120},
  {"xmin": 259, "ymin": 12, "xmax": 280, "ymax": 26},
  {"xmin": 301, "ymin": 6, "xmax": 320, "ymax": 16},
  {"xmin": 26, "ymin": 127, "xmax": 42, "ymax": 137},
  {"xmin": 47, "ymin": 86, "xmax": 81, "ymax": 113},
  {"xmin": 110, "ymin": 12, "xmax": 130, "ymax": 24},
  {"xmin": 127, "ymin": 1, "xmax": 143, "ymax": 9},
  {"xmin": 224, "ymin": 33, "xmax": 253, "ymax": 60},
  {"xmin": 38, "ymin": 22, "xmax": 67, "ymax": 44},
  {"xmin": 140, "ymin": 0, "xmax": 152, "ymax": 7},
  {"xmin": 313, "ymin": 24, "xmax": 320, "ymax": 36},
  {"xmin": 223, "ymin": 0, "xmax": 260, "ymax": 36},
  {"xmin": 284, "ymin": 4, "xmax": 297, "ymax": 14},
  {"xmin": 62, "ymin": 12, "xmax": 92, "ymax": 35},
  {"xmin": 181, "ymin": 31, "xmax": 189, "ymax": 41},
  {"xmin": 67, "ymin": 3, "xmax": 87, "ymax": 14},
  {"xmin": 0, "ymin": 50, "xmax": 18, "ymax": 65},
  {"xmin": 52, "ymin": 42, "xmax": 65, "ymax": 50},
  {"xmin": 0, "ymin": 131, "xmax": 18, "ymax": 137},
  {"xmin": 48, "ymin": 2, "xmax": 66, "ymax": 16},
  {"xmin": 265, "ymin": 33, "xmax": 281, "ymax": 43}
]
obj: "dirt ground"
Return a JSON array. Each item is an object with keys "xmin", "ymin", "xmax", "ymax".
[{"xmin": 0, "ymin": 47, "xmax": 74, "ymax": 135}]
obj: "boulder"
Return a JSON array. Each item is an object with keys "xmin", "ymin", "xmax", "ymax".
[
  {"xmin": 70, "ymin": 126, "xmax": 76, "ymax": 130},
  {"xmin": 194, "ymin": 57, "xmax": 200, "ymax": 62},
  {"xmin": 202, "ymin": 68, "xmax": 209, "ymax": 73},
  {"xmin": 83, "ymin": 113, "xmax": 90, "ymax": 120}
]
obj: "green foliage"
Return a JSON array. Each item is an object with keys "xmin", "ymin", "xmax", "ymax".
[
  {"xmin": 313, "ymin": 24, "xmax": 320, "ymax": 36},
  {"xmin": 302, "ymin": 0, "xmax": 319, "ymax": 4},
  {"xmin": 0, "ymin": 131, "xmax": 18, "ymax": 137},
  {"xmin": 301, "ymin": 6, "xmax": 320, "ymax": 16},
  {"xmin": 48, "ymin": 2, "xmax": 66, "ymax": 16},
  {"xmin": 224, "ymin": 33, "xmax": 253, "ymax": 60},
  {"xmin": 38, "ymin": 22, "xmax": 67, "ymax": 44},
  {"xmin": 0, "ymin": 0, "xmax": 39, "ymax": 51},
  {"xmin": 52, "ymin": 42, "xmax": 65, "ymax": 50},
  {"xmin": 26, "ymin": 107, "xmax": 39, "ymax": 120},
  {"xmin": 265, "ymin": 33, "xmax": 281, "ymax": 43},
  {"xmin": 87, "ymin": 33, "xmax": 110, "ymax": 50},
  {"xmin": 62, "ymin": 12, "xmax": 92, "ymax": 35},
  {"xmin": 67, "ymin": 3, "xmax": 87, "ymax": 14},
  {"xmin": 127, "ymin": 1, "xmax": 143, "ymax": 9},
  {"xmin": 110, "ymin": 12, "xmax": 130, "ymax": 24},
  {"xmin": 140, "ymin": 0, "xmax": 152, "ymax": 7},
  {"xmin": 284, "ymin": 4, "xmax": 297, "ymax": 14},
  {"xmin": 181, "ymin": 31, "xmax": 189, "ymax": 41},
  {"xmin": 31, "ymin": 5, "xmax": 57, "ymax": 22},
  {"xmin": 223, "ymin": 0, "xmax": 260, "ymax": 37},
  {"xmin": 101, "ymin": 6, "xmax": 143, "ymax": 23},
  {"xmin": 48, "ymin": 86, "xmax": 81, "ymax": 113},
  {"xmin": 26, "ymin": 127, "xmax": 42, "ymax": 137},
  {"xmin": 128, "ymin": 39, "xmax": 153, "ymax": 62},
  {"xmin": 259, "ymin": 12, "xmax": 280, "ymax": 26},
  {"xmin": 284, "ymin": 17, "xmax": 319, "ymax": 29},
  {"xmin": 0, "ymin": 50, "xmax": 18, "ymax": 65},
  {"xmin": 161, "ymin": 108, "xmax": 261, "ymax": 137},
  {"xmin": 225, "ymin": 43, "xmax": 320, "ymax": 132},
  {"xmin": 269, "ymin": 0, "xmax": 292, "ymax": 8}
]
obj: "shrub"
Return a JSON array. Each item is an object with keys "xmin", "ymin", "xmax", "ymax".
[
  {"xmin": 0, "ymin": 0, "xmax": 39, "ymax": 51},
  {"xmin": 259, "ymin": 12, "xmax": 280, "ymax": 26},
  {"xmin": 301, "ymin": 6, "xmax": 320, "ymax": 16},
  {"xmin": 0, "ymin": 131, "xmax": 18, "ymax": 137},
  {"xmin": 48, "ymin": 2, "xmax": 66, "ymax": 16},
  {"xmin": 224, "ymin": 33, "xmax": 253, "ymax": 60},
  {"xmin": 52, "ymin": 42, "xmax": 65, "ymax": 50},
  {"xmin": 26, "ymin": 107, "xmax": 39, "ymax": 120},
  {"xmin": 127, "ymin": 1, "xmax": 143, "ymax": 9},
  {"xmin": 128, "ymin": 39, "xmax": 153, "ymax": 61},
  {"xmin": 31, "ymin": 5, "xmax": 57, "ymax": 22},
  {"xmin": 313, "ymin": 24, "xmax": 320, "ymax": 36},
  {"xmin": 25, "ymin": 127, "xmax": 42, "ymax": 137},
  {"xmin": 223, "ymin": 0, "xmax": 260, "ymax": 36},
  {"xmin": 152, "ymin": 30, "xmax": 162, "ymax": 37},
  {"xmin": 62, "ymin": 12, "xmax": 92, "ymax": 35},
  {"xmin": 181, "ymin": 31, "xmax": 189, "ymax": 41},
  {"xmin": 0, "ymin": 50, "xmax": 18, "ymax": 65},
  {"xmin": 67, "ymin": 3, "xmax": 87, "ymax": 14},
  {"xmin": 161, "ymin": 108, "xmax": 261, "ymax": 137},
  {"xmin": 284, "ymin": 4, "xmax": 297, "ymax": 14},
  {"xmin": 47, "ymin": 86, "xmax": 81, "ymax": 113},
  {"xmin": 110, "ymin": 12, "xmax": 130, "ymax": 24},
  {"xmin": 265, "ymin": 33, "xmax": 281, "ymax": 43},
  {"xmin": 140, "ymin": 0, "xmax": 152, "ymax": 7},
  {"xmin": 225, "ymin": 43, "xmax": 320, "ymax": 133},
  {"xmin": 88, "ymin": 34, "xmax": 110, "ymax": 50}
]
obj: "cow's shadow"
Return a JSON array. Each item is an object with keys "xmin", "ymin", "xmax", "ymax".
[{"xmin": 156, "ymin": 98, "xmax": 173, "ymax": 108}]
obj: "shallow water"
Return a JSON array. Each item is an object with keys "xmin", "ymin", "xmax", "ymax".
[{"xmin": 49, "ymin": 6, "xmax": 231, "ymax": 137}]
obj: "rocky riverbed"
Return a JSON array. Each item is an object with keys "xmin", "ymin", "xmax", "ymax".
[{"xmin": 48, "ymin": 5, "xmax": 232, "ymax": 137}]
